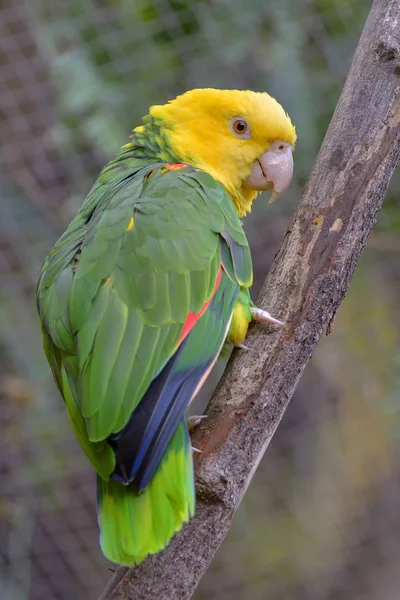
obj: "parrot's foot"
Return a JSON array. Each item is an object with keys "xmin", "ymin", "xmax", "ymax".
[
  {"xmin": 251, "ymin": 306, "xmax": 284, "ymax": 326},
  {"xmin": 234, "ymin": 342, "xmax": 251, "ymax": 351},
  {"xmin": 187, "ymin": 414, "xmax": 207, "ymax": 433},
  {"xmin": 188, "ymin": 416, "xmax": 207, "ymax": 453}
]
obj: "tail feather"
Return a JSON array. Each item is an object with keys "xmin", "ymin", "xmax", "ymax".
[{"xmin": 97, "ymin": 420, "xmax": 194, "ymax": 565}]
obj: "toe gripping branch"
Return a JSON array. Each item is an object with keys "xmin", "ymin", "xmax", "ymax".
[{"xmin": 250, "ymin": 306, "xmax": 284, "ymax": 327}]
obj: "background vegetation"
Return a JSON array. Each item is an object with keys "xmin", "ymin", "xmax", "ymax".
[{"xmin": 1, "ymin": 1, "xmax": 399, "ymax": 598}]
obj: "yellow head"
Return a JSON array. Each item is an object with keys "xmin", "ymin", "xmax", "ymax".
[{"xmin": 146, "ymin": 88, "xmax": 296, "ymax": 215}]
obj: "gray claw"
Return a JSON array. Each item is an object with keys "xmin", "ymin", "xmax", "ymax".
[
  {"xmin": 250, "ymin": 306, "xmax": 285, "ymax": 326},
  {"xmin": 187, "ymin": 414, "xmax": 208, "ymax": 432},
  {"xmin": 235, "ymin": 343, "xmax": 251, "ymax": 351}
]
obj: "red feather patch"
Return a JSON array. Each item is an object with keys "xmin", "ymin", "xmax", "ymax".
[
  {"xmin": 147, "ymin": 163, "xmax": 188, "ymax": 180},
  {"xmin": 178, "ymin": 266, "xmax": 223, "ymax": 344},
  {"xmin": 164, "ymin": 163, "xmax": 188, "ymax": 171}
]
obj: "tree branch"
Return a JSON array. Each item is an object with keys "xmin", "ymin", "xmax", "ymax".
[{"xmin": 99, "ymin": 0, "xmax": 400, "ymax": 597}]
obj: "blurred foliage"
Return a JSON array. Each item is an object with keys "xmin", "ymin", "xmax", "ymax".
[
  {"xmin": 1, "ymin": 0, "xmax": 400, "ymax": 599},
  {"xmin": 28, "ymin": 0, "xmax": 370, "ymax": 190}
]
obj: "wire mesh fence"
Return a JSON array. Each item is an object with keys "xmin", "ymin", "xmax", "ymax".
[{"xmin": 1, "ymin": 1, "xmax": 400, "ymax": 599}]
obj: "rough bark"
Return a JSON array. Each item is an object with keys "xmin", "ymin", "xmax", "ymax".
[{"xmin": 99, "ymin": 0, "xmax": 400, "ymax": 598}]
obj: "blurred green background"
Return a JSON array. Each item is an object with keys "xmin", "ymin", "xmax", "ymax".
[{"xmin": 1, "ymin": 0, "xmax": 400, "ymax": 599}]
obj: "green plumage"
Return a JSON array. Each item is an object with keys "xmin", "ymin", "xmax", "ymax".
[
  {"xmin": 98, "ymin": 421, "xmax": 194, "ymax": 565},
  {"xmin": 37, "ymin": 129, "xmax": 252, "ymax": 565}
]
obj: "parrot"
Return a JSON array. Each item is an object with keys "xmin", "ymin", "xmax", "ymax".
[{"xmin": 36, "ymin": 88, "xmax": 296, "ymax": 566}]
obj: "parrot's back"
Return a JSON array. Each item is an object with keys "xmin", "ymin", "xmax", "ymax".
[{"xmin": 37, "ymin": 148, "xmax": 252, "ymax": 565}]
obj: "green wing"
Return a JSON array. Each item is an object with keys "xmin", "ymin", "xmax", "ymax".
[
  {"xmin": 37, "ymin": 157, "xmax": 252, "ymax": 565},
  {"xmin": 37, "ymin": 161, "xmax": 251, "ymax": 477}
]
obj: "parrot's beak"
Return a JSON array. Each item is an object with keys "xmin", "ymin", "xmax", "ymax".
[{"xmin": 243, "ymin": 141, "xmax": 293, "ymax": 203}]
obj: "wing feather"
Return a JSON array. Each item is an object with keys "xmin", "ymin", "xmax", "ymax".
[{"xmin": 37, "ymin": 164, "xmax": 252, "ymax": 483}]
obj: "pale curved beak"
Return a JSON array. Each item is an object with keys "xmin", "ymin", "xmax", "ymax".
[{"xmin": 243, "ymin": 141, "xmax": 294, "ymax": 203}]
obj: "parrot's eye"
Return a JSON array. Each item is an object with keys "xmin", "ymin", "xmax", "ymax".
[
  {"xmin": 230, "ymin": 117, "xmax": 250, "ymax": 139},
  {"xmin": 234, "ymin": 120, "xmax": 247, "ymax": 133}
]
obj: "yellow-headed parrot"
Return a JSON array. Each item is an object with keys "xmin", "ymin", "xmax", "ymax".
[{"xmin": 36, "ymin": 89, "xmax": 296, "ymax": 565}]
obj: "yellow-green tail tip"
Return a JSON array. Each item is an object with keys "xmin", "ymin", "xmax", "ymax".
[{"xmin": 97, "ymin": 422, "xmax": 195, "ymax": 566}]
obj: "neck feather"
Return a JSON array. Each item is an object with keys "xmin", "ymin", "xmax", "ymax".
[
  {"xmin": 127, "ymin": 116, "xmax": 179, "ymax": 162},
  {"xmin": 231, "ymin": 188, "xmax": 258, "ymax": 217}
]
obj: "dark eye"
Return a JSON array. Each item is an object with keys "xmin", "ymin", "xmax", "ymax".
[{"xmin": 233, "ymin": 119, "xmax": 248, "ymax": 134}]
